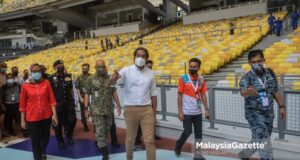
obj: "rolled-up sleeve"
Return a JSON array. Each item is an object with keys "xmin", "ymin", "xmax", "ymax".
[
  {"xmin": 150, "ymin": 77, "xmax": 157, "ymax": 97},
  {"xmin": 85, "ymin": 77, "xmax": 92, "ymax": 95},
  {"xmin": 19, "ymin": 84, "xmax": 27, "ymax": 112},
  {"xmin": 75, "ymin": 77, "xmax": 80, "ymax": 89},
  {"xmin": 46, "ymin": 80, "xmax": 57, "ymax": 106}
]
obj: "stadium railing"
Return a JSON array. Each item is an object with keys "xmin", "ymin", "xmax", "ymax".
[
  {"xmin": 142, "ymin": 25, "xmax": 262, "ymax": 43},
  {"xmin": 114, "ymin": 84, "xmax": 300, "ymax": 141}
]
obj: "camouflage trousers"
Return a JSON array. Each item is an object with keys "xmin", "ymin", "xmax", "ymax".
[
  {"xmin": 241, "ymin": 111, "xmax": 274, "ymax": 159},
  {"xmin": 92, "ymin": 114, "xmax": 113, "ymax": 148}
]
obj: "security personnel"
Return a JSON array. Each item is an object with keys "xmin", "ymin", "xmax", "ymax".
[
  {"xmin": 84, "ymin": 60, "xmax": 121, "ymax": 160},
  {"xmin": 239, "ymin": 50, "xmax": 286, "ymax": 159},
  {"xmin": 75, "ymin": 63, "xmax": 91, "ymax": 132},
  {"xmin": 49, "ymin": 59, "xmax": 77, "ymax": 150}
]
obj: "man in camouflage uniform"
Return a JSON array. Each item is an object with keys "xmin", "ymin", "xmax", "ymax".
[
  {"xmin": 84, "ymin": 60, "xmax": 122, "ymax": 160},
  {"xmin": 239, "ymin": 50, "xmax": 286, "ymax": 159},
  {"xmin": 75, "ymin": 63, "xmax": 91, "ymax": 132}
]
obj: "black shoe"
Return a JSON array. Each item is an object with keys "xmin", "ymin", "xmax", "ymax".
[
  {"xmin": 67, "ymin": 138, "xmax": 74, "ymax": 145},
  {"xmin": 154, "ymin": 134, "xmax": 162, "ymax": 140},
  {"xmin": 8, "ymin": 131, "xmax": 16, "ymax": 136},
  {"xmin": 194, "ymin": 155, "xmax": 205, "ymax": 160},
  {"xmin": 42, "ymin": 154, "xmax": 47, "ymax": 160},
  {"xmin": 58, "ymin": 142, "xmax": 66, "ymax": 150},
  {"xmin": 111, "ymin": 141, "xmax": 120, "ymax": 148},
  {"xmin": 84, "ymin": 124, "xmax": 89, "ymax": 132},
  {"xmin": 174, "ymin": 142, "xmax": 181, "ymax": 156},
  {"xmin": 99, "ymin": 146, "xmax": 109, "ymax": 160}
]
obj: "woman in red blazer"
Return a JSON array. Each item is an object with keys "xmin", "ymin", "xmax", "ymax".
[{"xmin": 20, "ymin": 63, "xmax": 58, "ymax": 160}]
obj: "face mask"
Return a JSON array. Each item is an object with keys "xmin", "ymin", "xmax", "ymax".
[
  {"xmin": 13, "ymin": 72, "xmax": 18, "ymax": 76},
  {"xmin": 189, "ymin": 68, "xmax": 198, "ymax": 75},
  {"xmin": 24, "ymin": 73, "xmax": 29, "ymax": 78},
  {"xmin": 0, "ymin": 68, "xmax": 7, "ymax": 74},
  {"xmin": 251, "ymin": 63, "xmax": 264, "ymax": 73},
  {"xmin": 31, "ymin": 72, "xmax": 42, "ymax": 81},
  {"xmin": 82, "ymin": 69, "xmax": 89, "ymax": 75},
  {"xmin": 7, "ymin": 79, "xmax": 14, "ymax": 84},
  {"xmin": 96, "ymin": 66, "xmax": 106, "ymax": 76},
  {"xmin": 135, "ymin": 57, "xmax": 146, "ymax": 67},
  {"xmin": 56, "ymin": 66, "xmax": 65, "ymax": 73}
]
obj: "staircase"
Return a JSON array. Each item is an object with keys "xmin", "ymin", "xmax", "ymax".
[{"xmin": 204, "ymin": 17, "xmax": 295, "ymax": 86}]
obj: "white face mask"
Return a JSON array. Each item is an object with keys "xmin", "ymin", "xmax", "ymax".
[
  {"xmin": 135, "ymin": 57, "xmax": 146, "ymax": 67},
  {"xmin": 7, "ymin": 79, "xmax": 14, "ymax": 84}
]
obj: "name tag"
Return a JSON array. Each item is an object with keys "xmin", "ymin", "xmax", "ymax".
[
  {"xmin": 259, "ymin": 89, "xmax": 269, "ymax": 107},
  {"xmin": 94, "ymin": 91, "xmax": 99, "ymax": 98},
  {"xmin": 197, "ymin": 99, "xmax": 202, "ymax": 108}
]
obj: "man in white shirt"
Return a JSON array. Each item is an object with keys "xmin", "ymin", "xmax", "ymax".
[{"xmin": 112, "ymin": 47, "xmax": 157, "ymax": 160}]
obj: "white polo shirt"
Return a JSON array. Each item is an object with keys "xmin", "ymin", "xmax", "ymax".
[{"xmin": 118, "ymin": 65, "xmax": 157, "ymax": 106}]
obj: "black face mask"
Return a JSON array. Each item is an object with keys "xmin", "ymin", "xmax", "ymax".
[
  {"xmin": 57, "ymin": 66, "xmax": 65, "ymax": 73},
  {"xmin": 189, "ymin": 68, "xmax": 198, "ymax": 75},
  {"xmin": 13, "ymin": 72, "xmax": 18, "ymax": 76}
]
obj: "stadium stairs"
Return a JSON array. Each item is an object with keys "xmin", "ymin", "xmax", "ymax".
[{"xmin": 204, "ymin": 14, "xmax": 294, "ymax": 86}]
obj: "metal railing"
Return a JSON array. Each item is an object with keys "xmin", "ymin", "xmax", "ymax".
[
  {"xmin": 115, "ymin": 84, "xmax": 300, "ymax": 140},
  {"xmin": 190, "ymin": 0, "xmax": 268, "ymax": 14},
  {"xmin": 142, "ymin": 25, "xmax": 262, "ymax": 43},
  {"xmin": 154, "ymin": 74, "xmax": 300, "ymax": 89}
]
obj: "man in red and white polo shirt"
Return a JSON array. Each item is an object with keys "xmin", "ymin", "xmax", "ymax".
[{"xmin": 175, "ymin": 58, "xmax": 210, "ymax": 160}]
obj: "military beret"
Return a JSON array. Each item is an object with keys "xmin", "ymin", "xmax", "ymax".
[{"xmin": 53, "ymin": 59, "xmax": 64, "ymax": 67}]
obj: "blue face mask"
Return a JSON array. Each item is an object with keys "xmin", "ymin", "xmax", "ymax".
[{"xmin": 31, "ymin": 72, "xmax": 42, "ymax": 81}]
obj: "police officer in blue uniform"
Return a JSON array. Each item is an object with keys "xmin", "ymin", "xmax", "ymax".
[
  {"xmin": 49, "ymin": 60, "xmax": 77, "ymax": 149},
  {"xmin": 239, "ymin": 50, "xmax": 287, "ymax": 159}
]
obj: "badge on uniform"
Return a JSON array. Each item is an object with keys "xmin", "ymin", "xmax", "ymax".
[
  {"xmin": 11, "ymin": 94, "xmax": 15, "ymax": 101},
  {"xmin": 65, "ymin": 77, "xmax": 72, "ymax": 81},
  {"xmin": 258, "ymin": 89, "xmax": 269, "ymax": 107},
  {"xmin": 94, "ymin": 91, "xmax": 99, "ymax": 98}
]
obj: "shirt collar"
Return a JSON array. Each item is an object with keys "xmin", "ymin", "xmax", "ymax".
[{"xmin": 132, "ymin": 65, "xmax": 145, "ymax": 72}]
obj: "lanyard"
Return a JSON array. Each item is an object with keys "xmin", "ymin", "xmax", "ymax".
[
  {"xmin": 251, "ymin": 70, "xmax": 266, "ymax": 89},
  {"xmin": 187, "ymin": 74, "xmax": 199, "ymax": 93}
]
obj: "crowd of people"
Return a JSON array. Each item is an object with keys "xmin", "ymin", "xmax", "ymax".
[{"xmin": 0, "ymin": 46, "xmax": 288, "ymax": 160}]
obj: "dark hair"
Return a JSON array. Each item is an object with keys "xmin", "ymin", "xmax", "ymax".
[
  {"xmin": 30, "ymin": 63, "xmax": 41, "ymax": 72},
  {"xmin": 12, "ymin": 66, "xmax": 18, "ymax": 70},
  {"xmin": 133, "ymin": 47, "xmax": 149, "ymax": 59},
  {"xmin": 146, "ymin": 60, "xmax": 153, "ymax": 65},
  {"xmin": 6, "ymin": 73, "xmax": 13, "ymax": 78},
  {"xmin": 82, "ymin": 63, "xmax": 90, "ymax": 68},
  {"xmin": 0, "ymin": 62, "xmax": 7, "ymax": 68},
  {"xmin": 248, "ymin": 50, "xmax": 264, "ymax": 61},
  {"xmin": 189, "ymin": 58, "xmax": 201, "ymax": 68}
]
